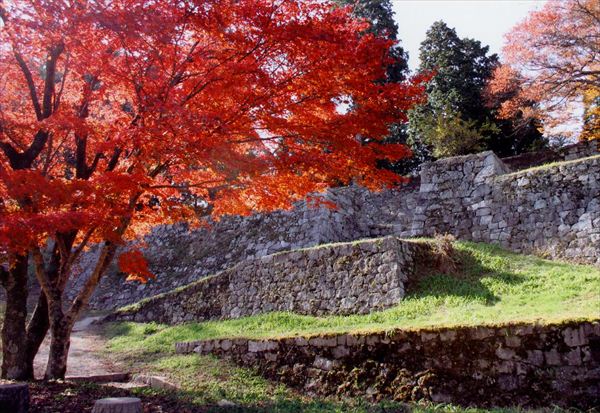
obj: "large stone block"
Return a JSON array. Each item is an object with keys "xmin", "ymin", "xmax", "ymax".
[{"xmin": 0, "ymin": 383, "xmax": 29, "ymax": 413}]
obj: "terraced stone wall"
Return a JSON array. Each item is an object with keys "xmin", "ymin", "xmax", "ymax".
[
  {"xmin": 175, "ymin": 320, "xmax": 600, "ymax": 409},
  {"xmin": 69, "ymin": 185, "xmax": 377, "ymax": 310},
  {"xmin": 413, "ymin": 153, "xmax": 600, "ymax": 263},
  {"xmin": 108, "ymin": 237, "xmax": 433, "ymax": 323},
  {"xmin": 74, "ymin": 144, "xmax": 600, "ymax": 311}
]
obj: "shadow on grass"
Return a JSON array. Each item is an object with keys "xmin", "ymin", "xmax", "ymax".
[
  {"xmin": 406, "ymin": 247, "xmax": 526, "ymax": 306},
  {"xmin": 101, "ymin": 245, "xmax": 537, "ymax": 350},
  {"xmin": 104, "ymin": 320, "xmax": 138, "ymax": 337}
]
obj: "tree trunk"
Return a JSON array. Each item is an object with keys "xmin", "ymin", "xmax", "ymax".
[
  {"xmin": 44, "ymin": 308, "xmax": 73, "ymax": 380},
  {"xmin": 1, "ymin": 255, "xmax": 29, "ymax": 380},
  {"xmin": 40, "ymin": 235, "xmax": 118, "ymax": 380},
  {"xmin": 26, "ymin": 234, "xmax": 75, "ymax": 379},
  {"xmin": 24, "ymin": 234, "xmax": 73, "ymax": 379},
  {"xmin": 24, "ymin": 291, "xmax": 49, "ymax": 379}
]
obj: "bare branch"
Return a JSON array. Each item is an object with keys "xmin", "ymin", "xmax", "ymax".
[
  {"xmin": 67, "ymin": 192, "xmax": 140, "ymax": 325},
  {"xmin": 106, "ymin": 148, "xmax": 122, "ymax": 171},
  {"xmin": 65, "ymin": 227, "xmax": 97, "ymax": 272},
  {"xmin": 31, "ymin": 247, "xmax": 60, "ymax": 302}
]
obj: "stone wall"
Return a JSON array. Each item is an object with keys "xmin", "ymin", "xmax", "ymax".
[
  {"xmin": 75, "ymin": 143, "xmax": 600, "ymax": 310},
  {"xmin": 108, "ymin": 237, "xmax": 434, "ymax": 324},
  {"xmin": 68, "ymin": 186, "xmax": 375, "ymax": 310},
  {"xmin": 561, "ymin": 139, "xmax": 599, "ymax": 160},
  {"xmin": 175, "ymin": 319, "xmax": 600, "ymax": 409},
  {"xmin": 411, "ymin": 152, "xmax": 600, "ymax": 263}
]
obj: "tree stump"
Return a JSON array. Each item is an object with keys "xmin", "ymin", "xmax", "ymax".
[
  {"xmin": 0, "ymin": 383, "xmax": 29, "ymax": 413},
  {"xmin": 91, "ymin": 397, "xmax": 142, "ymax": 413}
]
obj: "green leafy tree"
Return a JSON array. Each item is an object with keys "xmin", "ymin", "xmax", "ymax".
[
  {"xmin": 419, "ymin": 109, "xmax": 496, "ymax": 158},
  {"xmin": 410, "ymin": 21, "xmax": 545, "ymax": 159}
]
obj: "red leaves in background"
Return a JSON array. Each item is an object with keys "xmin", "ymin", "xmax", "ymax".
[{"xmin": 488, "ymin": 0, "xmax": 600, "ymax": 137}]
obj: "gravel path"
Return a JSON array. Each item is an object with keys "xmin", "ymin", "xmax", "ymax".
[{"xmin": 34, "ymin": 316, "xmax": 120, "ymax": 379}]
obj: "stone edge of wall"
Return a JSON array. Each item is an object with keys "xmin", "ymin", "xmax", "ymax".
[
  {"xmin": 501, "ymin": 140, "xmax": 599, "ymax": 171},
  {"xmin": 411, "ymin": 151, "xmax": 600, "ymax": 264},
  {"xmin": 175, "ymin": 318, "xmax": 600, "ymax": 409},
  {"xmin": 105, "ymin": 236, "xmax": 435, "ymax": 323},
  {"xmin": 497, "ymin": 153, "xmax": 600, "ymax": 180}
]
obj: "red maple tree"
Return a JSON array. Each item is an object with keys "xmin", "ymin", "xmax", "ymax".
[
  {"xmin": 487, "ymin": 0, "xmax": 600, "ymax": 139},
  {"xmin": 0, "ymin": 0, "xmax": 426, "ymax": 380}
]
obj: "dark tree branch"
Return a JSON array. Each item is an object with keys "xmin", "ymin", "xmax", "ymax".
[
  {"xmin": 13, "ymin": 52, "xmax": 43, "ymax": 121},
  {"xmin": 0, "ymin": 141, "xmax": 21, "ymax": 166},
  {"xmin": 1, "ymin": 41, "xmax": 65, "ymax": 169},
  {"xmin": 0, "ymin": 130, "xmax": 50, "ymax": 170},
  {"xmin": 65, "ymin": 227, "xmax": 96, "ymax": 272},
  {"xmin": 54, "ymin": 53, "xmax": 70, "ymax": 111},
  {"xmin": 88, "ymin": 153, "xmax": 103, "ymax": 175},
  {"xmin": 20, "ymin": 130, "xmax": 49, "ymax": 168},
  {"xmin": 0, "ymin": 265, "xmax": 8, "ymax": 287},
  {"xmin": 75, "ymin": 135, "xmax": 88, "ymax": 179},
  {"xmin": 42, "ymin": 42, "xmax": 65, "ymax": 118},
  {"xmin": 106, "ymin": 148, "xmax": 121, "ymax": 171},
  {"xmin": 1, "ymin": 1, "xmax": 42, "ymax": 120}
]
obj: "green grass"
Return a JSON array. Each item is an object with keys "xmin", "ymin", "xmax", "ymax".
[
  {"xmin": 502, "ymin": 154, "xmax": 600, "ymax": 177},
  {"xmin": 105, "ymin": 241, "xmax": 600, "ymax": 355},
  {"xmin": 102, "ymin": 241, "xmax": 600, "ymax": 411}
]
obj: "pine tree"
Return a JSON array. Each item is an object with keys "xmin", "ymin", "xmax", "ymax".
[{"xmin": 410, "ymin": 21, "xmax": 545, "ymax": 159}]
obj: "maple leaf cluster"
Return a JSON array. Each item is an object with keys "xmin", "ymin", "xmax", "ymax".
[{"xmin": 0, "ymin": 0, "xmax": 427, "ymax": 278}]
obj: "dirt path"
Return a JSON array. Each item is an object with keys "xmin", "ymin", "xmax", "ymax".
[{"xmin": 34, "ymin": 316, "xmax": 120, "ymax": 379}]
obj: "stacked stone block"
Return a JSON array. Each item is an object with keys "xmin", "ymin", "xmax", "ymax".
[
  {"xmin": 72, "ymin": 145, "xmax": 600, "ymax": 311},
  {"xmin": 175, "ymin": 320, "xmax": 600, "ymax": 409},
  {"xmin": 109, "ymin": 237, "xmax": 431, "ymax": 324}
]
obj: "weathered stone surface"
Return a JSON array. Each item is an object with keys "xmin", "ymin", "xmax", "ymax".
[
  {"xmin": 176, "ymin": 320, "xmax": 600, "ymax": 409},
  {"xmin": 108, "ymin": 237, "xmax": 433, "ymax": 323},
  {"xmin": 411, "ymin": 150, "xmax": 600, "ymax": 270},
  {"xmin": 131, "ymin": 374, "xmax": 179, "ymax": 391}
]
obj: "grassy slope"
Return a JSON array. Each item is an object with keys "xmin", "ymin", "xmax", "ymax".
[
  {"xmin": 107, "ymin": 241, "xmax": 600, "ymax": 352},
  {"xmin": 102, "ymin": 242, "xmax": 600, "ymax": 412},
  {"xmin": 501, "ymin": 154, "xmax": 600, "ymax": 178}
]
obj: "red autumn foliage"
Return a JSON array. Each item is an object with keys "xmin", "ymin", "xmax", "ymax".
[
  {"xmin": 487, "ymin": 0, "xmax": 600, "ymax": 138},
  {"xmin": 0, "ymin": 0, "xmax": 426, "ymax": 378},
  {"xmin": 117, "ymin": 249, "xmax": 155, "ymax": 283},
  {"xmin": 0, "ymin": 0, "xmax": 427, "ymax": 258}
]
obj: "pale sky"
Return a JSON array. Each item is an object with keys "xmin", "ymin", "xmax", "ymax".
[{"xmin": 392, "ymin": 0, "xmax": 547, "ymax": 71}]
